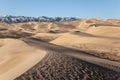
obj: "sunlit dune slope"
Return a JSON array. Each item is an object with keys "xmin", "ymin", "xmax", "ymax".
[
  {"xmin": 0, "ymin": 38, "xmax": 47, "ymax": 80},
  {"xmin": 86, "ymin": 26, "xmax": 120, "ymax": 38},
  {"xmin": 51, "ymin": 31, "xmax": 120, "ymax": 61},
  {"xmin": 32, "ymin": 33, "xmax": 64, "ymax": 42}
]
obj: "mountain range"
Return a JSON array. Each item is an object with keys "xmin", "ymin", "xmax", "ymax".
[{"xmin": 0, "ymin": 15, "xmax": 78, "ymax": 23}]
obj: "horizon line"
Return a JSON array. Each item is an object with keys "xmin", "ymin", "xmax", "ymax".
[{"xmin": 0, "ymin": 15, "xmax": 120, "ymax": 20}]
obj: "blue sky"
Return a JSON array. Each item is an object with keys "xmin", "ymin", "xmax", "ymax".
[{"xmin": 0, "ymin": 0, "xmax": 119, "ymax": 19}]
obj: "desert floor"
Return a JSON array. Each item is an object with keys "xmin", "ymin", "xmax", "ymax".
[{"xmin": 0, "ymin": 19, "xmax": 120, "ymax": 80}]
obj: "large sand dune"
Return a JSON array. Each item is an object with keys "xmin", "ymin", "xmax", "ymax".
[
  {"xmin": 86, "ymin": 26, "xmax": 120, "ymax": 38},
  {"xmin": 51, "ymin": 32, "xmax": 120, "ymax": 61},
  {"xmin": 0, "ymin": 39, "xmax": 46, "ymax": 80}
]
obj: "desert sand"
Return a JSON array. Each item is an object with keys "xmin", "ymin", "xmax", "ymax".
[
  {"xmin": 51, "ymin": 32, "xmax": 120, "ymax": 61},
  {"xmin": 0, "ymin": 39, "xmax": 47, "ymax": 80},
  {"xmin": 0, "ymin": 19, "xmax": 120, "ymax": 80}
]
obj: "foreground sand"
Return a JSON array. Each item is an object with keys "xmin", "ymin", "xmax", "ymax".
[
  {"xmin": 0, "ymin": 39, "xmax": 47, "ymax": 80},
  {"xmin": 16, "ymin": 38, "xmax": 120, "ymax": 80},
  {"xmin": 16, "ymin": 53, "xmax": 120, "ymax": 80},
  {"xmin": 0, "ymin": 38, "xmax": 120, "ymax": 80}
]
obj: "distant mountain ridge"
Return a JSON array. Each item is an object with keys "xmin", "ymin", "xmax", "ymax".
[{"xmin": 0, "ymin": 15, "xmax": 78, "ymax": 23}]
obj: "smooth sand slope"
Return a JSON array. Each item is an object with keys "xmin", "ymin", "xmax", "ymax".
[
  {"xmin": 0, "ymin": 38, "xmax": 47, "ymax": 80},
  {"xmin": 51, "ymin": 31, "xmax": 120, "ymax": 61},
  {"xmin": 86, "ymin": 26, "xmax": 120, "ymax": 38},
  {"xmin": 32, "ymin": 33, "xmax": 63, "ymax": 42}
]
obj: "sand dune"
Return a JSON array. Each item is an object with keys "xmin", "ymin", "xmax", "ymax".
[
  {"xmin": 32, "ymin": 33, "xmax": 63, "ymax": 42},
  {"xmin": 0, "ymin": 38, "xmax": 47, "ymax": 80},
  {"xmin": 51, "ymin": 32, "xmax": 120, "ymax": 61},
  {"xmin": 86, "ymin": 26, "xmax": 120, "ymax": 38}
]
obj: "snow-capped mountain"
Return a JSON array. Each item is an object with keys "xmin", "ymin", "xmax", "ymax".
[{"xmin": 0, "ymin": 15, "xmax": 78, "ymax": 23}]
